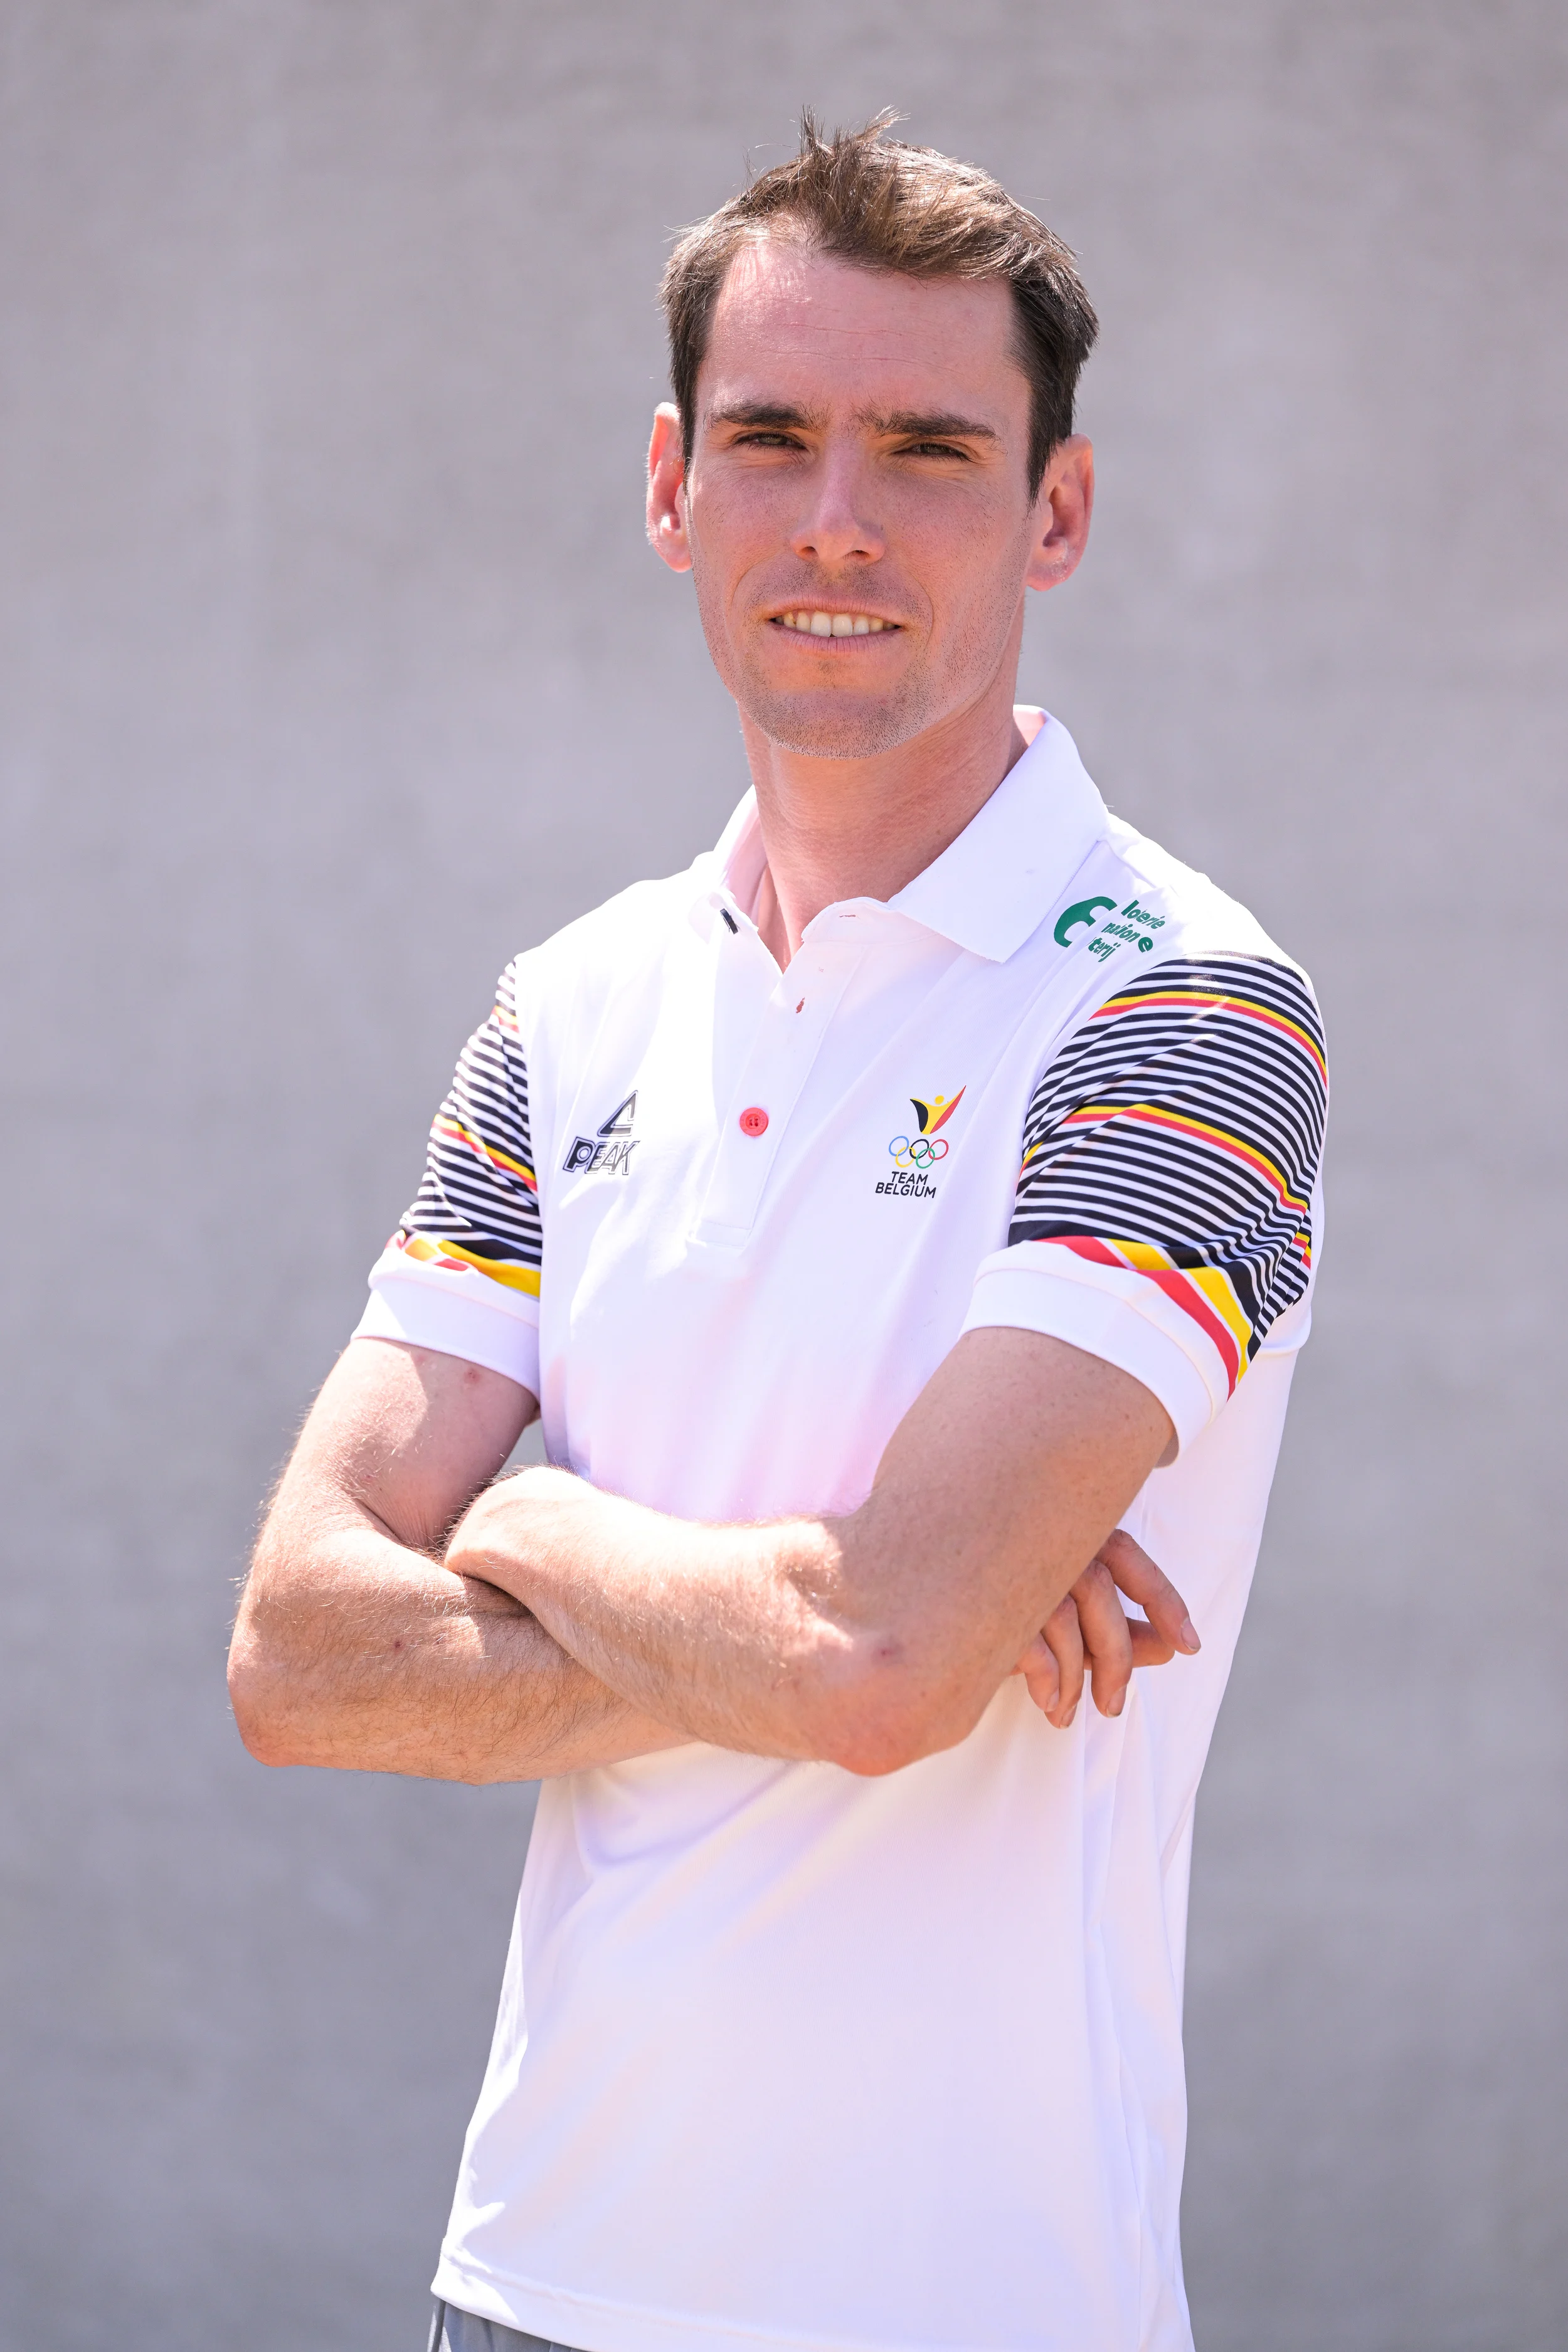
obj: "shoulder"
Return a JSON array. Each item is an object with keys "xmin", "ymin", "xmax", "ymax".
[
  {"xmin": 1042, "ymin": 810, "xmax": 1322, "ymax": 1050},
  {"xmin": 1099, "ymin": 814, "xmax": 1308, "ymax": 980},
  {"xmin": 1019, "ymin": 812, "xmax": 1328, "ymax": 1150},
  {"xmin": 499, "ymin": 852, "xmax": 719, "ymax": 1019}
]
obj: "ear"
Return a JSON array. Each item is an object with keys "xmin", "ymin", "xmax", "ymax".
[
  {"xmin": 647, "ymin": 402, "xmax": 692, "ymax": 575},
  {"xmin": 1023, "ymin": 434, "xmax": 1094, "ymax": 595}
]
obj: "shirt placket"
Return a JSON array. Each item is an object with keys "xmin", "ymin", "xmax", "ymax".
[{"xmin": 689, "ymin": 905, "xmax": 866, "ymax": 1258}]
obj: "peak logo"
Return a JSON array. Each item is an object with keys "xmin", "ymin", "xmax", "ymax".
[{"xmin": 563, "ymin": 1092, "xmax": 639, "ymax": 1176}]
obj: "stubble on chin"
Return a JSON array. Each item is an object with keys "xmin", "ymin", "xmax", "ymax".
[{"xmin": 734, "ymin": 674, "xmax": 937, "ymax": 760}]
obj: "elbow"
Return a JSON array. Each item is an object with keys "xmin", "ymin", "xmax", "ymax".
[
  {"xmin": 228, "ymin": 1536, "xmax": 310, "ymax": 1766},
  {"xmin": 824, "ymin": 1727, "xmax": 931, "ymax": 1779},
  {"xmin": 226, "ymin": 1631, "xmax": 305, "ymax": 1769},
  {"xmin": 809, "ymin": 1650, "xmax": 984, "ymax": 1779}
]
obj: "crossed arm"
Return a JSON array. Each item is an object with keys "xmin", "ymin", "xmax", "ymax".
[{"xmin": 229, "ymin": 1325, "xmax": 1199, "ymax": 1784}]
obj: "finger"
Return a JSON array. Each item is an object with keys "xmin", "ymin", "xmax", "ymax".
[
  {"xmin": 1095, "ymin": 1527, "xmax": 1200, "ymax": 1655},
  {"xmin": 1041, "ymin": 1596, "xmax": 1085, "ymax": 1729},
  {"xmin": 1126, "ymin": 1617, "xmax": 1177, "ymax": 1669},
  {"xmin": 1069, "ymin": 1557, "xmax": 1135, "ymax": 1719},
  {"xmin": 1014, "ymin": 1631, "xmax": 1061, "ymax": 1722}
]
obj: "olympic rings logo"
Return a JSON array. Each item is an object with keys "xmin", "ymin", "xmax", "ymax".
[{"xmin": 888, "ymin": 1134, "xmax": 950, "ymax": 1168}]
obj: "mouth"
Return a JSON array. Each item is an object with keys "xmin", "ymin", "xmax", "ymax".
[{"xmin": 768, "ymin": 608, "xmax": 901, "ymax": 640}]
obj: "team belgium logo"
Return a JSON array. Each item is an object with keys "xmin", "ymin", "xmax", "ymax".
[{"xmin": 877, "ymin": 1087, "xmax": 965, "ymax": 1199}]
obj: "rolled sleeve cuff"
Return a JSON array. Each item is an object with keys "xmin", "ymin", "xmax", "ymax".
[
  {"xmin": 354, "ymin": 1254, "xmax": 541, "ymax": 1399},
  {"xmin": 961, "ymin": 1241, "xmax": 1223, "ymax": 1458}
]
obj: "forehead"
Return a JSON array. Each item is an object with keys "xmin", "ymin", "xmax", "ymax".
[{"xmin": 700, "ymin": 236, "xmax": 1027, "ymax": 428}]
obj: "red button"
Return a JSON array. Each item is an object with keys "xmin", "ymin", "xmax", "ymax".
[{"xmin": 738, "ymin": 1106, "xmax": 769, "ymax": 1137}]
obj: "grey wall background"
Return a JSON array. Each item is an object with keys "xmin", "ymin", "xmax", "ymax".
[{"xmin": 2, "ymin": 4, "xmax": 1564, "ymax": 2348}]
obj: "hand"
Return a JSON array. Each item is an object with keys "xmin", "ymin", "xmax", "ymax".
[
  {"xmin": 1013, "ymin": 1528, "xmax": 1200, "ymax": 1730},
  {"xmin": 443, "ymin": 1462, "xmax": 584, "ymax": 1599}
]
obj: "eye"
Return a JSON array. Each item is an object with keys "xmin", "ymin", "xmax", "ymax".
[{"xmin": 899, "ymin": 440, "xmax": 972, "ymax": 462}]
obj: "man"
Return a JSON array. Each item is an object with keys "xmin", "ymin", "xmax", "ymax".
[{"xmin": 230, "ymin": 115, "xmax": 1326, "ymax": 2352}]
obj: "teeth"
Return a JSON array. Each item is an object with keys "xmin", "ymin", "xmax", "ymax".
[{"xmin": 779, "ymin": 611, "xmax": 891, "ymax": 635}]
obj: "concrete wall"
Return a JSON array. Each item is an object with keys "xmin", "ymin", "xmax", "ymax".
[{"xmin": 3, "ymin": 5, "xmax": 1564, "ymax": 2346}]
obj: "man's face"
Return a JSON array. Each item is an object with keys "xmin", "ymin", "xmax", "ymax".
[{"xmin": 664, "ymin": 238, "xmax": 1060, "ymax": 760}]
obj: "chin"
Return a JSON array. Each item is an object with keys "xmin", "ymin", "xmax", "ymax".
[{"xmin": 738, "ymin": 681, "xmax": 935, "ymax": 760}]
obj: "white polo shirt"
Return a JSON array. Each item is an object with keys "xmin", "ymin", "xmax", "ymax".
[{"xmin": 355, "ymin": 711, "xmax": 1327, "ymax": 2352}]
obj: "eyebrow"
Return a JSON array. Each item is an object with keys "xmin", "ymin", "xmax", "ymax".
[
  {"xmin": 705, "ymin": 399, "xmax": 1000, "ymax": 445},
  {"xmin": 707, "ymin": 400, "xmax": 827, "ymax": 432},
  {"xmin": 861, "ymin": 408, "xmax": 1000, "ymax": 443}
]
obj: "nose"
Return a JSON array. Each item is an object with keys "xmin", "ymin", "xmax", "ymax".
[{"xmin": 790, "ymin": 442, "xmax": 885, "ymax": 568}]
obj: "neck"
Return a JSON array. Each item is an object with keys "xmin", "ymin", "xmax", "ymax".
[{"xmin": 741, "ymin": 659, "xmax": 1031, "ymax": 969}]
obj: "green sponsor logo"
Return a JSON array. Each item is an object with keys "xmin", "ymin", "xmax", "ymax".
[{"xmin": 1052, "ymin": 894, "xmax": 1117, "ymax": 947}]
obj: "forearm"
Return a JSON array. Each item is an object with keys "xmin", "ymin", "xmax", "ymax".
[
  {"xmin": 229, "ymin": 1517, "xmax": 686, "ymax": 1783},
  {"xmin": 452, "ymin": 1479, "xmax": 851, "ymax": 1762},
  {"xmin": 448, "ymin": 1472, "xmax": 1008, "ymax": 1776},
  {"xmin": 446, "ymin": 1333, "xmax": 1175, "ymax": 1777}
]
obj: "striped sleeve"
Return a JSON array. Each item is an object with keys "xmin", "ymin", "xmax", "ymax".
[
  {"xmin": 352, "ymin": 960, "xmax": 545, "ymax": 1393},
  {"xmin": 963, "ymin": 955, "xmax": 1327, "ymax": 1451}
]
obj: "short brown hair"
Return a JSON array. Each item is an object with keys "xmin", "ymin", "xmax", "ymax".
[{"xmin": 661, "ymin": 112, "xmax": 1098, "ymax": 495}]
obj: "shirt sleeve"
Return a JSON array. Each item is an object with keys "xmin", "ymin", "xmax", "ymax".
[
  {"xmin": 961, "ymin": 954, "xmax": 1328, "ymax": 1454},
  {"xmin": 352, "ymin": 958, "xmax": 545, "ymax": 1397}
]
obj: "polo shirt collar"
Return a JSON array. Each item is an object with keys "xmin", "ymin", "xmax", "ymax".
[
  {"xmin": 886, "ymin": 711, "xmax": 1108, "ymax": 961},
  {"xmin": 702, "ymin": 707, "xmax": 1109, "ymax": 965}
]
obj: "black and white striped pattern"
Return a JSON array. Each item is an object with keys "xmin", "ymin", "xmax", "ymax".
[
  {"xmin": 400, "ymin": 958, "xmax": 543, "ymax": 1279},
  {"xmin": 1010, "ymin": 955, "xmax": 1327, "ymax": 1360}
]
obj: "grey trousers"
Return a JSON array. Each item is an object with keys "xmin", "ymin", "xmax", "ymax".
[{"xmin": 428, "ymin": 2299, "xmax": 583, "ymax": 2352}]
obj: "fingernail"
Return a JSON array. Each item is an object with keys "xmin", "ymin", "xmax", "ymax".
[
  {"xmin": 1062, "ymin": 1702, "xmax": 1078, "ymax": 1727},
  {"xmin": 1180, "ymin": 1617, "xmax": 1201, "ymax": 1652},
  {"xmin": 1109, "ymin": 1690, "xmax": 1125, "ymax": 1717}
]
